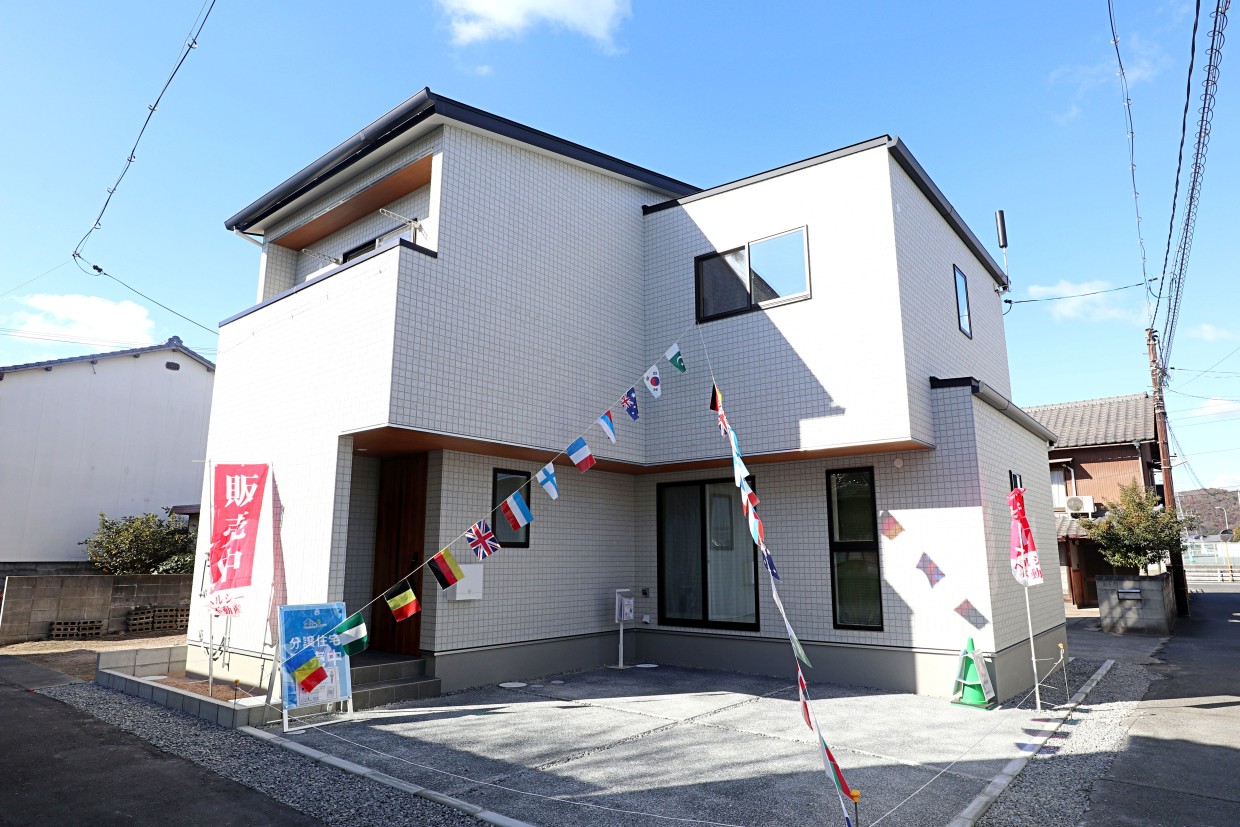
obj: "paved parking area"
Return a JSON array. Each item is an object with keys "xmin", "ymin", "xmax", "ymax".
[{"xmin": 280, "ymin": 665, "xmax": 1073, "ymax": 827}]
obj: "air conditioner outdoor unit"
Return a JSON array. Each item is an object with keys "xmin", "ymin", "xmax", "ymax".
[{"xmin": 1065, "ymin": 495, "xmax": 1095, "ymax": 514}]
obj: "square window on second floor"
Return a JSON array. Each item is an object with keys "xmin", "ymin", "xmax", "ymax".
[{"xmin": 696, "ymin": 228, "xmax": 810, "ymax": 322}]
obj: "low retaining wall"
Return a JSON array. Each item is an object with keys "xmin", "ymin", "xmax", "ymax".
[
  {"xmin": 1097, "ymin": 573, "xmax": 1175, "ymax": 635},
  {"xmin": 0, "ymin": 574, "xmax": 192, "ymax": 644},
  {"xmin": 95, "ymin": 645, "xmax": 271, "ymax": 729}
]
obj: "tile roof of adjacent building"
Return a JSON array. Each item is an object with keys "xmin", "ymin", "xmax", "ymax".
[
  {"xmin": 1025, "ymin": 393, "xmax": 1155, "ymax": 448},
  {"xmin": 0, "ymin": 336, "xmax": 215, "ymax": 375}
]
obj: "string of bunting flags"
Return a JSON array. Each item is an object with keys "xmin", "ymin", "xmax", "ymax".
[{"xmin": 280, "ymin": 326, "xmax": 852, "ymax": 823}]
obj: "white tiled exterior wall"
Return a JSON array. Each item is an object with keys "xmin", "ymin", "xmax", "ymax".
[
  {"xmin": 644, "ymin": 145, "xmax": 913, "ymax": 463},
  {"xmin": 187, "ymin": 251, "xmax": 399, "ymax": 654},
  {"xmin": 889, "ymin": 158, "xmax": 1012, "ymax": 445},
  {"xmin": 194, "ymin": 117, "xmax": 1062, "ymax": 689}
]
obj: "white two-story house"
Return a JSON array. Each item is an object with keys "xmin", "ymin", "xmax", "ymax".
[{"xmin": 189, "ymin": 89, "xmax": 1063, "ymax": 699}]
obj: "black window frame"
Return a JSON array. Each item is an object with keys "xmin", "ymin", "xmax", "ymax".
[
  {"xmin": 491, "ymin": 468, "xmax": 531, "ymax": 548},
  {"xmin": 954, "ymin": 264, "xmax": 973, "ymax": 339},
  {"xmin": 826, "ymin": 467, "xmax": 884, "ymax": 631},
  {"xmin": 656, "ymin": 478, "xmax": 760, "ymax": 632},
  {"xmin": 695, "ymin": 227, "xmax": 812, "ymax": 323}
]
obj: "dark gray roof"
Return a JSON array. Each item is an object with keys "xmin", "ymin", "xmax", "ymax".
[
  {"xmin": 1025, "ymin": 393, "xmax": 1154, "ymax": 448},
  {"xmin": 1056, "ymin": 513, "xmax": 1087, "ymax": 540},
  {"xmin": 226, "ymin": 88, "xmax": 700, "ymax": 233},
  {"xmin": 0, "ymin": 336, "xmax": 215, "ymax": 375}
]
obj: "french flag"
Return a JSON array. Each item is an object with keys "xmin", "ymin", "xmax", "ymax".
[
  {"xmin": 567, "ymin": 437, "xmax": 596, "ymax": 472},
  {"xmin": 501, "ymin": 491, "xmax": 533, "ymax": 531}
]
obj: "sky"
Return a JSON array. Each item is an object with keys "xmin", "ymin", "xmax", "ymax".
[{"xmin": 1, "ymin": 0, "xmax": 1237, "ymax": 491}]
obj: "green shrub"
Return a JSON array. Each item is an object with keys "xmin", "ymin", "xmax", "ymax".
[{"xmin": 80, "ymin": 509, "xmax": 197, "ymax": 575}]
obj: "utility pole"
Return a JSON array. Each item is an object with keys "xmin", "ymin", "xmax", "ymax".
[{"xmin": 1147, "ymin": 327, "xmax": 1190, "ymax": 616}]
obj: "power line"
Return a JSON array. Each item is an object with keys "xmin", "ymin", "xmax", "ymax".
[
  {"xmin": 1107, "ymin": 0, "xmax": 1154, "ymax": 317},
  {"xmin": 1153, "ymin": 0, "xmax": 1204, "ymax": 327},
  {"xmin": 1176, "ymin": 341, "xmax": 1240, "ymax": 389},
  {"xmin": 1003, "ymin": 278, "xmax": 1153, "ymax": 308},
  {"xmin": 0, "ymin": 259, "xmax": 73, "ymax": 299},
  {"xmin": 1157, "ymin": 0, "xmax": 1230, "ymax": 370},
  {"xmin": 71, "ymin": 255, "xmax": 217, "ymax": 336},
  {"xmin": 0, "ymin": 327, "xmax": 215, "ymax": 353},
  {"xmin": 73, "ymin": 0, "xmax": 217, "ymax": 258}
]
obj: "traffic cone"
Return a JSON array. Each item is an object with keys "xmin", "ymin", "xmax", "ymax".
[{"xmin": 952, "ymin": 637, "xmax": 996, "ymax": 710}]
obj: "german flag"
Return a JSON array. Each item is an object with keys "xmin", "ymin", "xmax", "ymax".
[
  {"xmin": 384, "ymin": 580, "xmax": 421, "ymax": 622},
  {"xmin": 286, "ymin": 646, "xmax": 328, "ymax": 692},
  {"xmin": 428, "ymin": 548, "xmax": 464, "ymax": 589}
]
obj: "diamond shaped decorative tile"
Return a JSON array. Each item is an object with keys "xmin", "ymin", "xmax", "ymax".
[
  {"xmin": 916, "ymin": 552, "xmax": 945, "ymax": 586},
  {"xmin": 954, "ymin": 599, "xmax": 989, "ymax": 630}
]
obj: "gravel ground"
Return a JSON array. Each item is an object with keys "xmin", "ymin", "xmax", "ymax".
[
  {"xmin": 978, "ymin": 660, "xmax": 1154, "ymax": 827},
  {"xmin": 40, "ymin": 682, "xmax": 478, "ymax": 827}
]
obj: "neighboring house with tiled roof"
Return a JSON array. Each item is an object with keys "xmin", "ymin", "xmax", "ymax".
[
  {"xmin": 0, "ymin": 337, "xmax": 215, "ymax": 576},
  {"xmin": 1026, "ymin": 393, "xmax": 1159, "ymax": 608}
]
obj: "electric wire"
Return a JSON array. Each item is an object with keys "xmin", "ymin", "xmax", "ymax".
[
  {"xmin": 1157, "ymin": 0, "xmax": 1229, "ymax": 372},
  {"xmin": 71, "ymin": 255, "xmax": 217, "ymax": 336},
  {"xmin": 1002, "ymin": 279, "xmax": 1153, "ymax": 308},
  {"xmin": 1175, "ymin": 341, "xmax": 1240, "ymax": 389},
  {"xmin": 1107, "ymin": 0, "xmax": 1154, "ymax": 317},
  {"xmin": 0, "ymin": 259, "xmax": 74, "ymax": 299},
  {"xmin": 72, "ymin": 0, "xmax": 217, "ymax": 258}
]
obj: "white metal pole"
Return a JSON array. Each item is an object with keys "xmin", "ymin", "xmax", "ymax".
[
  {"xmin": 1024, "ymin": 585, "xmax": 1041, "ymax": 711},
  {"xmin": 207, "ymin": 611, "xmax": 215, "ymax": 695},
  {"xmin": 618, "ymin": 619, "xmax": 624, "ymax": 668}
]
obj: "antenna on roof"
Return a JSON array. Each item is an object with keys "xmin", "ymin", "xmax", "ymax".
[{"xmin": 994, "ymin": 210, "xmax": 1010, "ymax": 294}]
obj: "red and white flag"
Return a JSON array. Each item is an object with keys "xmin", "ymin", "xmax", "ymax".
[{"xmin": 1007, "ymin": 487, "xmax": 1043, "ymax": 587}]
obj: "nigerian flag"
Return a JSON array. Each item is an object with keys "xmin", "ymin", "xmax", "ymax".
[{"xmin": 330, "ymin": 612, "xmax": 369, "ymax": 656}]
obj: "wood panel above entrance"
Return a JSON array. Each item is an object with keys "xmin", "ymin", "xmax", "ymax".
[{"xmin": 348, "ymin": 426, "xmax": 932, "ymax": 475}]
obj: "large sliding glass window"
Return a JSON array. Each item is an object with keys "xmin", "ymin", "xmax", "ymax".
[
  {"xmin": 827, "ymin": 468, "xmax": 883, "ymax": 630},
  {"xmin": 658, "ymin": 480, "xmax": 758, "ymax": 630}
]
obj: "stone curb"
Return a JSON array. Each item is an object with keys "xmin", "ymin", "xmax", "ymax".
[
  {"xmin": 946, "ymin": 659, "xmax": 1116, "ymax": 827},
  {"xmin": 238, "ymin": 726, "xmax": 537, "ymax": 827}
]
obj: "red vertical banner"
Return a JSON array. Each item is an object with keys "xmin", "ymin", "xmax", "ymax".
[
  {"xmin": 1007, "ymin": 487, "xmax": 1044, "ymax": 587},
  {"xmin": 209, "ymin": 464, "xmax": 269, "ymax": 597}
]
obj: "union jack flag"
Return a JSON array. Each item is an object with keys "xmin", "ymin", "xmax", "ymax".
[{"xmin": 466, "ymin": 520, "xmax": 502, "ymax": 560}]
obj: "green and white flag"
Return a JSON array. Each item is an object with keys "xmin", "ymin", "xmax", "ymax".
[
  {"xmin": 664, "ymin": 342, "xmax": 686, "ymax": 373},
  {"xmin": 329, "ymin": 612, "xmax": 369, "ymax": 656}
]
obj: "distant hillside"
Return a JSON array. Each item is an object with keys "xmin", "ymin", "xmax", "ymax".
[{"xmin": 1179, "ymin": 488, "xmax": 1240, "ymax": 535}]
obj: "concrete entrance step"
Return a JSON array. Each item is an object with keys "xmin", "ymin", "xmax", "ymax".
[
  {"xmin": 351, "ymin": 675, "xmax": 441, "ymax": 709},
  {"xmin": 350, "ymin": 656, "xmax": 427, "ymax": 686}
]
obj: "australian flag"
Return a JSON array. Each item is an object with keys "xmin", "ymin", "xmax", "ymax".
[{"xmin": 621, "ymin": 387, "xmax": 639, "ymax": 421}]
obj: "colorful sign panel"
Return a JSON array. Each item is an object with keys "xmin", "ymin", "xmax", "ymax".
[
  {"xmin": 277, "ymin": 602, "xmax": 352, "ymax": 710},
  {"xmin": 208, "ymin": 463, "xmax": 269, "ymax": 614}
]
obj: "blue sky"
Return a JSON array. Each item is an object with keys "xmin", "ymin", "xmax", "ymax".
[{"xmin": 1, "ymin": 1, "xmax": 1237, "ymax": 490}]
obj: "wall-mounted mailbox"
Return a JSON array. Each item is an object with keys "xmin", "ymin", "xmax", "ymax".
[{"xmin": 1117, "ymin": 589, "xmax": 1142, "ymax": 601}]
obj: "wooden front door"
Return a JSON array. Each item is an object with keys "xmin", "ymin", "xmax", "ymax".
[{"xmin": 369, "ymin": 453, "xmax": 427, "ymax": 655}]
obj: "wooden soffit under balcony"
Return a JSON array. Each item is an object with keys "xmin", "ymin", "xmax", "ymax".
[
  {"xmin": 347, "ymin": 426, "xmax": 932, "ymax": 474},
  {"xmin": 271, "ymin": 154, "xmax": 433, "ymax": 250}
]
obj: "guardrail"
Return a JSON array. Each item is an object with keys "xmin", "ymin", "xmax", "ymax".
[{"xmin": 1184, "ymin": 565, "xmax": 1236, "ymax": 584}]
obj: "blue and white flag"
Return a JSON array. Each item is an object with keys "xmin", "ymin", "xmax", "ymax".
[
  {"xmin": 536, "ymin": 463, "xmax": 559, "ymax": 500},
  {"xmin": 500, "ymin": 492, "xmax": 533, "ymax": 531},
  {"xmin": 568, "ymin": 437, "xmax": 596, "ymax": 472},
  {"xmin": 732, "ymin": 453, "xmax": 749, "ymax": 487},
  {"xmin": 621, "ymin": 387, "xmax": 639, "ymax": 421},
  {"xmin": 598, "ymin": 410, "xmax": 617, "ymax": 443}
]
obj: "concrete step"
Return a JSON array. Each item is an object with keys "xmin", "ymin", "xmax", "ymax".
[
  {"xmin": 351, "ymin": 675, "xmax": 441, "ymax": 709},
  {"xmin": 350, "ymin": 657, "xmax": 426, "ymax": 686}
]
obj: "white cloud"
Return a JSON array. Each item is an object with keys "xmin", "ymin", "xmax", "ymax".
[
  {"xmin": 1187, "ymin": 322, "xmax": 1235, "ymax": 342},
  {"xmin": 6, "ymin": 293, "xmax": 156, "ymax": 348},
  {"xmin": 1048, "ymin": 33, "xmax": 1166, "ymax": 122},
  {"xmin": 472, "ymin": 64, "xmax": 494, "ymax": 76},
  {"xmin": 1207, "ymin": 471, "xmax": 1240, "ymax": 489},
  {"xmin": 1024, "ymin": 279, "xmax": 1145, "ymax": 324},
  {"xmin": 438, "ymin": 0, "xmax": 630, "ymax": 48}
]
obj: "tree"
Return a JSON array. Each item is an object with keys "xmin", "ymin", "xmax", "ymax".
[
  {"xmin": 1082, "ymin": 481, "xmax": 1188, "ymax": 572},
  {"xmin": 80, "ymin": 509, "xmax": 197, "ymax": 575}
]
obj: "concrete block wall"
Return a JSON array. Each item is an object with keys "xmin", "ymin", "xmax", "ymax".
[
  {"xmin": 0, "ymin": 574, "xmax": 192, "ymax": 644},
  {"xmin": 1097, "ymin": 573, "xmax": 1175, "ymax": 635}
]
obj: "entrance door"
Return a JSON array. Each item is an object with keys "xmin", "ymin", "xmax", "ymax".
[{"xmin": 369, "ymin": 453, "xmax": 427, "ymax": 655}]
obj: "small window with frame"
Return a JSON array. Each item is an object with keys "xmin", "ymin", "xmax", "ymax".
[
  {"xmin": 827, "ymin": 468, "xmax": 883, "ymax": 630},
  {"xmin": 696, "ymin": 227, "xmax": 810, "ymax": 322},
  {"xmin": 954, "ymin": 265, "xmax": 972, "ymax": 338},
  {"xmin": 491, "ymin": 469, "xmax": 531, "ymax": 547}
]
